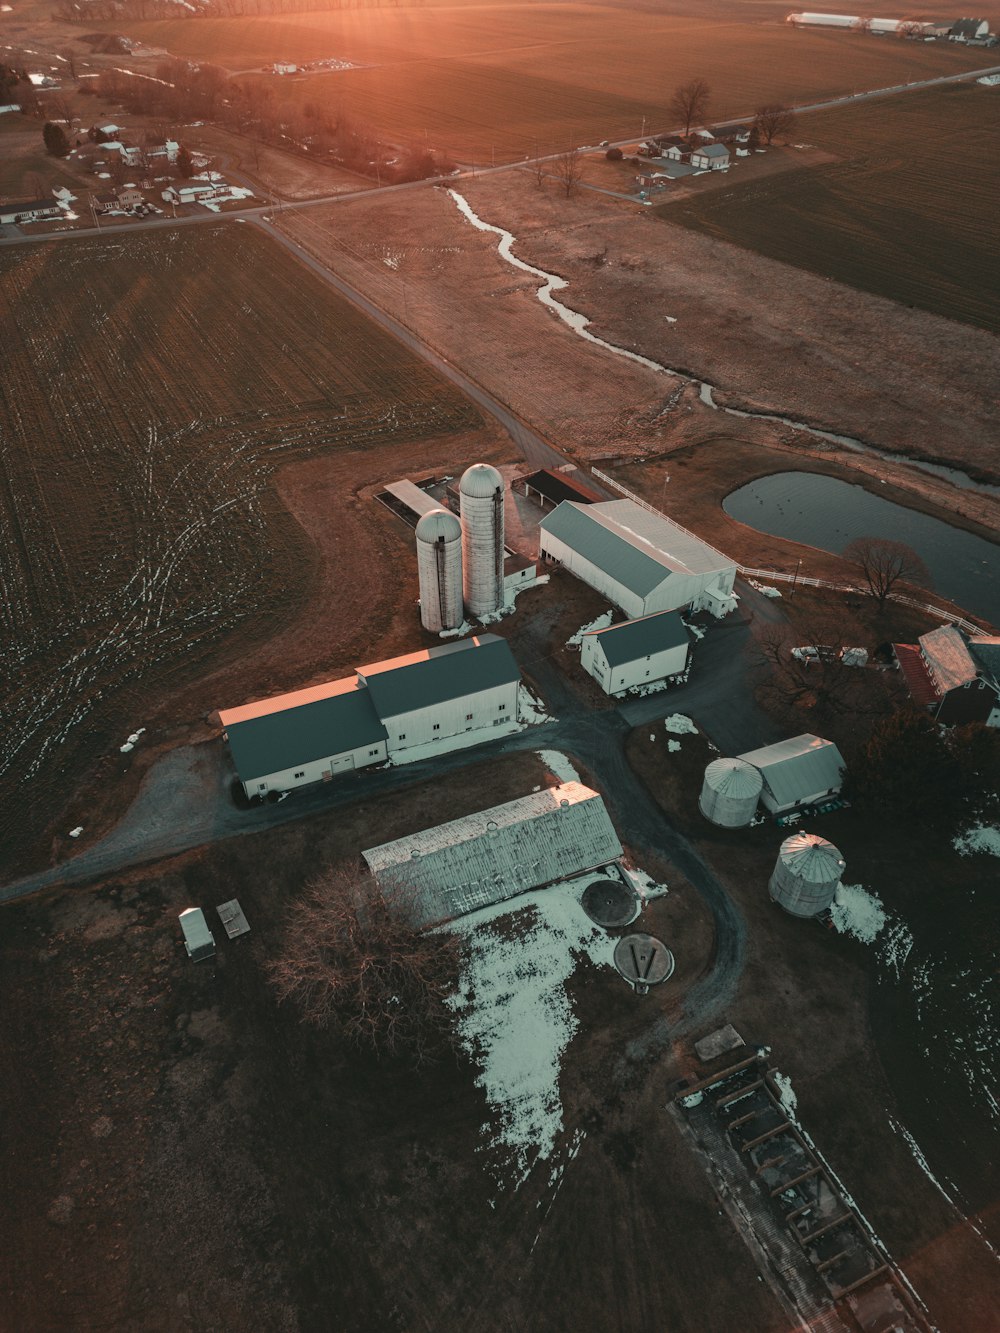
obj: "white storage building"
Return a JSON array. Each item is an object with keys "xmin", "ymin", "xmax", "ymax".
[
  {"xmin": 363, "ymin": 780, "xmax": 623, "ymax": 925},
  {"xmin": 736, "ymin": 733, "xmax": 846, "ymax": 815},
  {"xmin": 580, "ymin": 610, "xmax": 690, "ymax": 696},
  {"xmin": 539, "ymin": 500, "xmax": 737, "ymax": 619}
]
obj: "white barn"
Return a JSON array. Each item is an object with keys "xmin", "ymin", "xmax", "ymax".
[
  {"xmin": 736, "ymin": 733, "xmax": 846, "ymax": 815},
  {"xmin": 580, "ymin": 610, "xmax": 690, "ymax": 696},
  {"xmin": 539, "ymin": 500, "xmax": 737, "ymax": 619},
  {"xmin": 691, "ymin": 143, "xmax": 730, "ymax": 170},
  {"xmin": 363, "ymin": 780, "xmax": 623, "ymax": 925}
]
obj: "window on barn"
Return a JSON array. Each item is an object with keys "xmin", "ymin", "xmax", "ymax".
[
  {"xmin": 433, "ymin": 723, "xmax": 440, "ymax": 730},
  {"xmin": 294, "ymin": 771, "xmax": 305, "ymax": 779},
  {"xmin": 369, "ymin": 749, "xmax": 379, "ymax": 756},
  {"xmin": 466, "ymin": 713, "xmax": 473, "ymax": 721}
]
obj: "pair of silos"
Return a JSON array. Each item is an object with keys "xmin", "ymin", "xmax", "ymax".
[{"xmin": 415, "ymin": 464, "xmax": 505, "ymax": 632}]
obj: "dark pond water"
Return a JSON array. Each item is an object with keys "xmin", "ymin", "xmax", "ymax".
[{"xmin": 723, "ymin": 471, "xmax": 1000, "ymax": 625}]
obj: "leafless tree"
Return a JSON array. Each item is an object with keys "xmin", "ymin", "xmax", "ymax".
[
  {"xmin": 553, "ymin": 148, "xmax": 583, "ymax": 197},
  {"xmin": 751, "ymin": 621, "xmax": 885, "ymax": 720},
  {"xmin": 843, "ymin": 537, "xmax": 931, "ymax": 606},
  {"xmin": 852, "ymin": 16, "xmax": 873, "ymax": 32},
  {"xmin": 898, "ymin": 20, "xmax": 923, "ymax": 37},
  {"xmin": 669, "ymin": 77, "xmax": 711, "ymax": 136},
  {"xmin": 267, "ymin": 865, "xmax": 460, "ymax": 1064},
  {"xmin": 47, "ymin": 92, "xmax": 75, "ymax": 127},
  {"xmin": 532, "ymin": 152, "xmax": 547, "ymax": 187},
  {"xmin": 753, "ymin": 103, "xmax": 795, "ymax": 146}
]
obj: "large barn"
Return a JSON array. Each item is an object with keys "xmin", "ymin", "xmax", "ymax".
[
  {"xmin": 539, "ymin": 500, "xmax": 737, "ymax": 618},
  {"xmin": 737, "ymin": 734, "xmax": 846, "ymax": 815},
  {"xmin": 362, "ymin": 781, "xmax": 624, "ymax": 925},
  {"xmin": 580, "ymin": 610, "xmax": 690, "ymax": 696}
]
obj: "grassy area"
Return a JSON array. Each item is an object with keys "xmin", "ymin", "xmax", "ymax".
[{"xmin": 659, "ymin": 83, "xmax": 1000, "ymax": 332}]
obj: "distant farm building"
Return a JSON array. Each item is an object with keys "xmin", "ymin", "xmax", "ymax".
[
  {"xmin": 362, "ymin": 780, "xmax": 624, "ymax": 925},
  {"xmin": 580, "ymin": 610, "xmax": 690, "ymax": 696},
  {"xmin": 539, "ymin": 499, "xmax": 738, "ymax": 618},
  {"xmin": 382, "ymin": 478, "xmax": 445, "ymax": 527},
  {"xmin": 893, "ymin": 626, "xmax": 1000, "ymax": 725},
  {"xmin": 712, "ymin": 123, "xmax": 751, "ymax": 143},
  {"xmin": 691, "ymin": 142, "xmax": 731, "ymax": 170},
  {"xmin": 950, "ymin": 16, "xmax": 989, "ymax": 38},
  {"xmin": 512, "ymin": 467, "xmax": 601, "ymax": 509},
  {"xmin": 737, "ymin": 734, "xmax": 846, "ymax": 815},
  {"xmin": 0, "ymin": 199, "xmax": 62, "ymax": 225}
]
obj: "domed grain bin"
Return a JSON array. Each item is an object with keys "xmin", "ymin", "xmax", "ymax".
[
  {"xmin": 416, "ymin": 508, "xmax": 464, "ymax": 632},
  {"xmin": 769, "ymin": 831, "xmax": 846, "ymax": 918},
  {"xmin": 460, "ymin": 463, "xmax": 505, "ymax": 618},
  {"xmin": 699, "ymin": 758, "xmax": 763, "ymax": 828}
]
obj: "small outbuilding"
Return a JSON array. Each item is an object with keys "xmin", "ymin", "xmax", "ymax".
[
  {"xmin": 179, "ymin": 908, "xmax": 215, "ymax": 961},
  {"xmin": 736, "ymin": 733, "xmax": 846, "ymax": 815},
  {"xmin": 580, "ymin": 609, "xmax": 690, "ymax": 695}
]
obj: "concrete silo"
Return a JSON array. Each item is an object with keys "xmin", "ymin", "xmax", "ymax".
[
  {"xmin": 769, "ymin": 831, "xmax": 846, "ymax": 918},
  {"xmin": 459, "ymin": 463, "xmax": 505, "ymax": 618},
  {"xmin": 415, "ymin": 508, "xmax": 464, "ymax": 632},
  {"xmin": 699, "ymin": 758, "xmax": 763, "ymax": 828}
]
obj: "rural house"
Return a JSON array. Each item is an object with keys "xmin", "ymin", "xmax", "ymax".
[
  {"xmin": 0, "ymin": 199, "xmax": 62, "ymax": 225},
  {"xmin": 580, "ymin": 610, "xmax": 690, "ymax": 696},
  {"xmin": 691, "ymin": 142, "xmax": 731, "ymax": 170},
  {"xmin": 893, "ymin": 626, "xmax": 1000, "ymax": 725},
  {"xmin": 712, "ymin": 123, "xmax": 751, "ymax": 143},
  {"xmin": 736, "ymin": 734, "xmax": 846, "ymax": 815},
  {"xmin": 539, "ymin": 499, "xmax": 738, "ymax": 618},
  {"xmin": 117, "ymin": 186, "xmax": 146, "ymax": 209}
]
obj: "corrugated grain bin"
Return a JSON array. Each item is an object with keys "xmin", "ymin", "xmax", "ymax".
[
  {"xmin": 699, "ymin": 757, "xmax": 763, "ymax": 828},
  {"xmin": 460, "ymin": 464, "xmax": 505, "ymax": 618},
  {"xmin": 416, "ymin": 508, "xmax": 464, "ymax": 632},
  {"xmin": 768, "ymin": 832, "xmax": 845, "ymax": 917},
  {"xmin": 179, "ymin": 907, "xmax": 215, "ymax": 962}
]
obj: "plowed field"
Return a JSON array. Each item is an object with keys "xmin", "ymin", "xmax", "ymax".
[{"xmin": 0, "ymin": 224, "xmax": 484, "ymax": 874}]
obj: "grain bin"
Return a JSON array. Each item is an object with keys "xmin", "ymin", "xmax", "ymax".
[
  {"xmin": 768, "ymin": 831, "xmax": 846, "ymax": 918},
  {"xmin": 699, "ymin": 757, "xmax": 763, "ymax": 828},
  {"xmin": 415, "ymin": 508, "xmax": 464, "ymax": 632},
  {"xmin": 460, "ymin": 463, "xmax": 505, "ymax": 618}
]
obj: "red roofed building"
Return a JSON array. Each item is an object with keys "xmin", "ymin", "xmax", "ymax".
[{"xmin": 893, "ymin": 626, "xmax": 1000, "ymax": 726}]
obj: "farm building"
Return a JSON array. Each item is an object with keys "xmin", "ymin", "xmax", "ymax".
[
  {"xmin": 539, "ymin": 500, "xmax": 738, "ymax": 619},
  {"xmin": 513, "ymin": 467, "xmax": 601, "ymax": 509},
  {"xmin": 382, "ymin": 478, "xmax": 444, "ymax": 526},
  {"xmin": 357, "ymin": 633, "xmax": 520, "ymax": 755},
  {"xmin": 712, "ymin": 123, "xmax": 751, "ymax": 143},
  {"xmin": 736, "ymin": 734, "xmax": 846, "ymax": 815},
  {"xmin": 362, "ymin": 780, "xmax": 623, "ymax": 925},
  {"xmin": 580, "ymin": 610, "xmax": 690, "ymax": 696},
  {"xmin": 950, "ymin": 16, "xmax": 989, "ymax": 38},
  {"xmin": 0, "ymin": 199, "xmax": 62, "ymax": 225},
  {"xmin": 893, "ymin": 627, "xmax": 1000, "ymax": 725},
  {"xmin": 691, "ymin": 142, "xmax": 731, "ymax": 170}
]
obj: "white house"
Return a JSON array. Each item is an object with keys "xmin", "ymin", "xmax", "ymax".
[
  {"xmin": 736, "ymin": 734, "xmax": 846, "ymax": 815},
  {"xmin": 358, "ymin": 633, "xmax": 520, "ymax": 756},
  {"xmin": 539, "ymin": 500, "xmax": 737, "ymax": 619},
  {"xmin": 691, "ymin": 142, "xmax": 730, "ymax": 170},
  {"xmin": 0, "ymin": 199, "xmax": 62, "ymax": 224},
  {"xmin": 580, "ymin": 610, "xmax": 690, "ymax": 696},
  {"xmin": 363, "ymin": 781, "xmax": 624, "ymax": 925}
]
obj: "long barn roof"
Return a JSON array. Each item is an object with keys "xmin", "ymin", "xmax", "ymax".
[
  {"xmin": 358, "ymin": 633, "xmax": 519, "ymax": 718},
  {"xmin": 586, "ymin": 609, "xmax": 689, "ymax": 667}
]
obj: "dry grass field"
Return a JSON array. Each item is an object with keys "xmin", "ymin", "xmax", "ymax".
[
  {"xmin": 104, "ymin": 6, "xmax": 997, "ymax": 159},
  {"xmin": 661, "ymin": 83, "xmax": 1000, "ymax": 333},
  {"xmin": 0, "ymin": 223, "xmax": 493, "ymax": 875}
]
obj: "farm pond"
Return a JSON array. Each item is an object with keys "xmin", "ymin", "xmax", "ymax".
[{"xmin": 723, "ymin": 471, "xmax": 1000, "ymax": 625}]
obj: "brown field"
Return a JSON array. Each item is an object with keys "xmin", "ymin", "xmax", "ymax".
[
  {"xmin": 0, "ymin": 223, "xmax": 500, "ymax": 876},
  {"xmin": 104, "ymin": 6, "xmax": 997, "ymax": 159},
  {"xmin": 661, "ymin": 82, "xmax": 1000, "ymax": 333}
]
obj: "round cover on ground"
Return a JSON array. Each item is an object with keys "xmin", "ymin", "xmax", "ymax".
[
  {"xmin": 613, "ymin": 933, "xmax": 675, "ymax": 986},
  {"xmin": 581, "ymin": 877, "xmax": 638, "ymax": 927}
]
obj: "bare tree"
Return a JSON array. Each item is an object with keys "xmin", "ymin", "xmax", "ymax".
[
  {"xmin": 898, "ymin": 19, "xmax": 923, "ymax": 37},
  {"xmin": 553, "ymin": 148, "xmax": 583, "ymax": 197},
  {"xmin": 843, "ymin": 537, "xmax": 930, "ymax": 606},
  {"xmin": 669, "ymin": 77, "xmax": 710, "ymax": 137},
  {"xmin": 751, "ymin": 621, "xmax": 886, "ymax": 720},
  {"xmin": 532, "ymin": 152, "xmax": 547, "ymax": 188},
  {"xmin": 267, "ymin": 865, "xmax": 460, "ymax": 1064},
  {"xmin": 753, "ymin": 103, "xmax": 795, "ymax": 146},
  {"xmin": 852, "ymin": 16, "xmax": 873, "ymax": 32}
]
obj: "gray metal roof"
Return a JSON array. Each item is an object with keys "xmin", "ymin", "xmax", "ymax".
[
  {"xmin": 919, "ymin": 626, "xmax": 978, "ymax": 692},
  {"xmin": 970, "ymin": 636, "xmax": 1000, "ymax": 684},
  {"xmin": 587, "ymin": 610, "xmax": 689, "ymax": 667},
  {"xmin": 224, "ymin": 684, "xmax": 386, "ymax": 781},
  {"xmin": 358, "ymin": 633, "xmax": 519, "ymax": 719},
  {"xmin": 695, "ymin": 142, "xmax": 730, "ymax": 157},
  {"xmin": 736, "ymin": 734, "xmax": 846, "ymax": 808}
]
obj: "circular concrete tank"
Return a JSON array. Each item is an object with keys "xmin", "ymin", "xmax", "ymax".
[
  {"xmin": 581, "ymin": 877, "xmax": 639, "ymax": 927},
  {"xmin": 699, "ymin": 758, "xmax": 763, "ymax": 828},
  {"xmin": 415, "ymin": 508, "xmax": 464, "ymax": 632},
  {"xmin": 459, "ymin": 463, "xmax": 505, "ymax": 618},
  {"xmin": 769, "ymin": 831, "xmax": 845, "ymax": 918}
]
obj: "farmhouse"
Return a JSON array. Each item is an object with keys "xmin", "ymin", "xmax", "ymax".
[
  {"xmin": 539, "ymin": 499, "xmax": 738, "ymax": 618},
  {"xmin": 691, "ymin": 142, "xmax": 731, "ymax": 171},
  {"xmin": 712, "ymin": 123, "xmax": 751, "ymax": 143},
  {"xmin": 893, "ymin": 626, "xmax": 1000, "ymax": 725},
  {"xmin": 362, "ymin": 780, "xmax": 623, "ymax": 925},
  {"xmin": 737, "ymin": 734, "xmax": 846, "ymax": 815},
  {"xmin": 0, "ymin": 199, "xmax": 62, "ymax": 225},
  {"xmin": 580, "ymin": 610, "xmax": 690, "ymax": 696}
]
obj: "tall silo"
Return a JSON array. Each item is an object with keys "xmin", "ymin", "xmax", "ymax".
[
  {"xmin": 459, "ymin": 463, "xmax": 505, "ymax": 618},
  {"xmin": 415, "ymin": 508, "xmax": 464, "ymax": 632},
  {"xmin": 769, "ymin": 831, "xmax": 846, "ymax": 918},
  {"xmin": 699, "ymin": 758, "xmax": 763, "ymax": 828}
]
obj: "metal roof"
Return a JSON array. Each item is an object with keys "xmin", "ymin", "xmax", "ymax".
[
  {"xmin": 363, "ymin": 781, "xmax": 623, "ymax": 925},
  {"xmin": 517, "ymin": 468, "xmax": 601, "ymax": 506},
  {"xmin": 358, "ymin": 633, "xmax": 519, "ymax": 718},
  {"xmin": 736, "ymin": 734, "xmax": 845, "ymax": 808},
  {"xmin": 919, "ymin": 626, "xmax": 979, "ymax": 693},
  {"xmin": 222, "ymin": 683, "xmax": 386, "ymax": 781},
  {"xmin": 970, "ymin": 637, "xmax": 1000, "ymax": 683},
  {"xmin": 586, "ymin": 609, "xmax": 689, "ymax": 667},
  {"xmin": 695, "ymin": 143, "xmax": 730, "ymax": 157},
  {"xmin": 385, "ymin": 479, "xmax": 442, "ymax": 520},
  {"xmin": 540, "ymin": 501, "xmax": 734, "ymax": 596},
  {"xmin": 893, "ymin": 642, "xmax": 939, "ymax": 706}
]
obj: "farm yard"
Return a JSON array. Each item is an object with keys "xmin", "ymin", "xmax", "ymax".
[
  {"xmin": 96, "ymin": 6, "xmax": 999, "ymax": 161},
  {"xmin": 660, "ymin": 83, "xmax": 1000, "ymax": 333},
  {"xmin": 0, "ymin": 223, "xmax": 494, "ymax": 874}
]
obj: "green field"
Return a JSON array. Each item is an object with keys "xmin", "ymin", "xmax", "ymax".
[{"xmin": 658, "ymin": 83, "xmax": 1000, "ymax": 333}]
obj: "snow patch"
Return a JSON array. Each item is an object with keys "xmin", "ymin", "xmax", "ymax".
[
  {"xmin": 537, "ymin": 751, "xmax": 579, "ymax": 784},
  {"xmin": 566, "ymin": 609, "xmax": 613, "ymax": 647},
  {"xmin": 772, "ymin": 1070, "xmax": 797, "ymax": 1115},
  {"xmin": 954, "ymin": 823, "xmax": 1000, "ymax": 858},
  {"xmin": 830, "ymin": 883, "xmax": 886, "ymax": 944},
  {"xmin": 68, "ymin": 826, "xmax": 83, "ymax": 838},
  {"xmin": 663, "ymin": 714, "xmax": 698, "ymax": 736}
]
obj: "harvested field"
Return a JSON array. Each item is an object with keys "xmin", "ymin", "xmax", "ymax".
[
  {"xmin": 104, "ymin": 7, "xmax": 997, "ymax": 160},
  {"xmin": 661, "ymin": 83, "xmax": 1000, "ymax": 333},
  {"xmin": 0, "ymin": 223, "xmax": 494, "ymax": 874}
]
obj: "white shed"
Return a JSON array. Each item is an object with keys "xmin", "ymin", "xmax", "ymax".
[
  {"xmin": 580, "ymin": 610, "xmax": 690, "ymax": 695},
  {"xmin": 691, "ymin": 143, "xmax": 730, "ymax": 170},
  {"xmin": 736, "ymin": 734, "xmax": 846, "ymax": 815},
  {"xmin": 363, "ymin": 780, "xmax": 623, "ymax": 925},
  {"xmin": 539, "ymin": 500, "xmax": 737, "ymax": 619},
  {"xmin": 179, "ymin": 908, "xmax": 215, "ymax": 961}
]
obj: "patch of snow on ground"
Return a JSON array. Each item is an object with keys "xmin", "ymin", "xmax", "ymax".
[
  {"xmin": 954, "ymin": 823, "xmax": 1000, "ymax": 858},
  {"xmin": 518, "ymin": 684, "xmax": 552, "ymax": 725},
  {"xmin": 537, "ymin": 751, "xmax": 579, "ymax": 784},
  {"xmin": 566, "ymin": 609, "xmax": 613, "ymax": 646},
  {"xmin": 830, "ymin": 883, "xmax": 886, "ymax": 944},
  {"xmin": 439, "ymin": 620, "xmax": 472, "ymax": 639},
  {"xmin": 69, "ymin": 826, "xmax": 83, "ymax": 838},
  {"xmin": 447, "ymin": 879, "xmax": 613, "ymax": 1186},
  {"xmin": 667, "ymin": 740, "xmax": 682, "ymax": 752},
  {"xmin": 683, "ymin": 619, "xmax": 706, "ymax": 639},
  {"xmin": 772, "ymin": 1070, "xmax": 797, "ymax": 1115},
  {"xmin": 663, "ymin": 714, "xmax": 698, "ymax": 736},
  {"xmin": 626, "ymin": 866, "xmax": 668, "ymax": 902}
]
